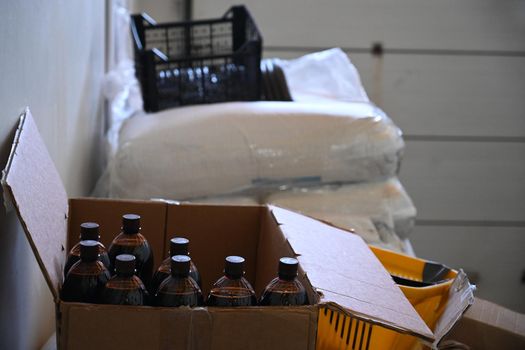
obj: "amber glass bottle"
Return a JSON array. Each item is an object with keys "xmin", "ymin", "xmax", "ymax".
[
  {"xmin": 154, "ymin": 255, "xmax": 204, "ymax": 307},
  {"xmin": 64, "ymin": 222, "xmax": 110, "ymax": 276},
  {"xmin": 108, "ymin": 214, "xmax": 154, "ymax": 286},
  {"xmin": 61, "ymin": 240, "xmax": 111, "ymax": 303},
  {"xmin": 150, "ymin": 237, "xmax": 201, "ymax": 294},
  {"xmin": 207, "ymin": 256, "xmax": 256, "ymax": 307},
  {"xmin": 259, "ymin": 257, "xmax": 308, "ymax": 306},
  {"xmin": 101, "ymin": 254, "xmax": 149, "ymax": 305}
]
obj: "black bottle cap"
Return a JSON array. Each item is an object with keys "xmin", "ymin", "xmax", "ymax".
[
  {"xmin": 80, "ymin": 222, "xmax": 99, "ymax": 241},
  {"xmin": 224, "ymin": 256, "xmax": 245, "ymax": 279},
  {"xmin": 171, "ymin": 255, "xmax": 191, "ymax": 277},
  {"xmin": 169, "ymin": 237, "xmax": 189, "ymax": 257},
  {"xmin": 278, "ymin": 257, "xmax": 299, "ymax": 280},
  {"xmin": 122, "ymin": 214, "xmax": 140, "ymax": 234},
  {"xmin": 115, "ymin": 254, "xmax": 136, "ymax": 275},
  {"xmin": 79, "ymin": 240, "xmax": 100, "ymax": 261}
]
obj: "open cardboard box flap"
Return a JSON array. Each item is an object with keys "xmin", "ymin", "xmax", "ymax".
[
  {"xmin": 1, "ymin": 109, "xmax": 68, "ymax": 301},
  {"xmin": 3, "ymin": 110, "xmax": 476, "ymax": 346},
  {"xmin": 271, "ymin": 206, "xmax": 435, "ymax": 340}
]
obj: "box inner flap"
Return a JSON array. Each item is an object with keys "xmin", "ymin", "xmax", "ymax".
[
  {"xmin": 165, "ymin": 203, "xmax": 263, "ymax": 295},
  {"xmin": 270, "ymin": 205, "xmax": 434, "ymax": 341},
  {"xmin": 1, "ymin": 110, "xmax": 68, "ymax": 300}
]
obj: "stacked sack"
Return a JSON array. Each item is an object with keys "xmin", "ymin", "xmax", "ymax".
[
  {"xmin": 111, "ymin": 101, "xmax": 403, "ymax": 198},
  {"xmin": 263, "ymin": 179, "xmax": 416, "ymax": 253},
  {"xmin": 102, "ymin": 43, "xmax": 416, "ymax": 253},
  {"xmin": 190, "ymin": 179, "xmax": 416, "ymax": 254},
  {"xmin": 108, "ymin": 100, "xmax": 416, "ymax": 253}
]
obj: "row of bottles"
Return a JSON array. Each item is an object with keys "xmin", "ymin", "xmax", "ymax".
[
  {"xmin": 62, "ymin": 215, "xmax": 153, "ymax": 285},
  {"xmin": 61, "ymin": 215, "xmax": 309, "ymax": 308},
  {"xmin": 62, "ymin": 245, "xmax": 306, "ymax": 308},
  {"xmin": 208, "ymin": 255, "xmax": 309, "ymax": 307}
]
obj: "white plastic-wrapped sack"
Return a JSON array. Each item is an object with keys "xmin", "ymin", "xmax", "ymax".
[
  {"xmin": 276, "ymin": 48, "xmax": 370, "ymax": 103},
  {"xmin": 109, "ymin": 101, "xmax": 403, "ymax": 200},
  {"xmin": 264, "ymin": 178, "xmax": 416, "ymax": 252}
]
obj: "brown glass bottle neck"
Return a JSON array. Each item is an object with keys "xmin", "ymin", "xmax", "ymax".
[
  {"xmin": 171, "ymin": 271, "xmax": 190, "ymax": 278},
  {"xmin": 80, "ymin": 257, "xmax": 98, "ymax": 263},
  {"xmin": 278, "ymin": 274, "xmax": 296, "ymax": 281},
  {"xmin": 116, "ymin": 271, "xmax": 134, "ymax": 277}
]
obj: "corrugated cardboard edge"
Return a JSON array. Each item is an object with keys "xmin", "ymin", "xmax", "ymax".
[
  {"xmin": 433, "ymin": 270, "xmax": 475, "ymax": 348},
  {"xmin": 1, "ymin": 110, "xmax": 25, "ymax": 211},
  {"xmin": 465, "ymin": 298, "xmax": 525, "ymax": 337},
  {"xmin": 444, "ymin": 298, "xmax": 525, "ymax": 348},
  {"xmin": 269, "ymin": 205, "xmax": 436, "ymax": 343},
  {"xmin": 1, "ymin": 109, "xmax": 68, "ymax": 301}
]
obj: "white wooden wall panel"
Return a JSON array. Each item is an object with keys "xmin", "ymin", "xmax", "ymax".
[
  {"xmin": 411, "ymin": 226, "xmax": 525, "ymax": 312},
  {"xmin": 194, "ymin": 0, "xmax": 525, "ymax": 51},
  {"xmin": 400, "ymin": 141, "xmax": 525, "ymax": 222},
  {"xmin": 368, "ymin": 55, "xmax": 525, "ymax": 138},
  {"xmin": 265, "ymin": 50, "xmax": 525, "ymax": 138}
]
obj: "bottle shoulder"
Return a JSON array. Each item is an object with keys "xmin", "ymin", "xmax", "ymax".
[
  {"xmin": 110, "ymin": 232, "xmax": 150, "ymax": 247},
  {"xmin": 211, "ymin": 276, "xmax": 255, "ymax": 293},
  {"xmin": 259, "ymin": 277, "xmax": 308, "ymax": 306},
  {"xmin": 69, "ymin": 260, "xmax": 110, "ymax": 276},
  {"xmin": 189, "ymin": 261, "xmax": 199, "ymax": 275},
  {"xmin": 264, "ymin": 277, "xmax": 305, "ymax": 293},
  {"xmin": 157, "ymin": 257, "xmax": 171, "ymax": 273},
  {"xmin": 69, "ymin": 241, "xmax": 107, "ymax": 256},
  {"xmin": 106, "ymin": 275, "xmax": 146, "ymax": 290},
  {"xmin": 158, "ymin": 276, "xmax": 201, "ymax": 295}
]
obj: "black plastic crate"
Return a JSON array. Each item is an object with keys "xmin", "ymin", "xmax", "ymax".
[{"xmin": 131, "ymin": 6, "xmax": 262, "ymax": 112}]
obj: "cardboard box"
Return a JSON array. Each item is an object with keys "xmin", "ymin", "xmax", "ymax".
[
  {"xmin": 444, "ymin": 298, "xmax": 525, "ymax": 349},
  {"xmin": 2, "ymin": 110, "xmax": 473, "ymax": 349}
]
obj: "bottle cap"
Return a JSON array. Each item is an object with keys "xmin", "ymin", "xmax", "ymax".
[
  {"xmin": 122, "ymin": 214, "xmax": 140, "ymax": 234},
  {"xmin": 278, "ymin": 257, "xmax": 299, "ymax": 280},
  {"xmin": 171, "ymin": 255, "xmax": 191, "ymax": 277},
  {"xmin": 79, "ymin": 240, "xmax": 100, "ymax": 261},
  {"xmin": 80, "ymin": 222, "xmax": 99, "ymax": 241},
  {"xmin": 115, "ymin": 254, "xmax": 136, "ymax": 275},
  {"xmin": 170, "ymin": 237, "xmax": 189, "ymax": 256},
  {"xmin": 224, "ymin": 256, "xmax": 245, "ymax": 279}
]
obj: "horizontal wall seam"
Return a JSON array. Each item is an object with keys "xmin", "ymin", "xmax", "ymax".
[
  {"xmin": 265, "ymin": 46, "xmax": 525, "ymax": 58},
  {"xmin": 415, "ymin": 219, "xmax": 525, "ymax": 227},
  {"xmin": 403, "ymin": 135, "xmax": 525, "ymax": 143}
]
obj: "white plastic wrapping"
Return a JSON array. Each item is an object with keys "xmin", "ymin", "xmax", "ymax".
[
  {"xmin": 264, "ymin": 178, "xmax": 416, "ymax": 252},
  {"xmin": 103, "ymin": 0, "xmax": 143, "ymax": 156},
  {"xmin": 109, "ymin": 101, "xmax": 404, "ymax": 200},
  {"xmin": 277, "ymin": 48, "xmax": 370, "ymax": 103}
]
